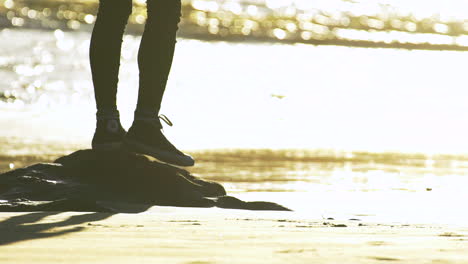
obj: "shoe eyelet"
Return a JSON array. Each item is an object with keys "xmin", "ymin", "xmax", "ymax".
[{"xmin": 107, "ymin": 119, "xmax": 119, "ymax": 133}]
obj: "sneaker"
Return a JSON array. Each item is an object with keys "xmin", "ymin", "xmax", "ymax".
[
  {"xmin": 91, "ymin": 119, "xmax": 127, "ymax": 150},
  {"xmin": 123, "ymin": 116, "xmax": 195, "ymax": 167}
]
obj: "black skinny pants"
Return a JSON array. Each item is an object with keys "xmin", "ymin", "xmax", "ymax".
[{"xmin": 90, "ymin": 0, "xmax": 181, "ymax": 114}]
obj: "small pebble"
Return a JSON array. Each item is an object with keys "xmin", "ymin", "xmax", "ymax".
[{"xmin": 332, "ymin": 224, "xmax": 347, "ymax": 228}]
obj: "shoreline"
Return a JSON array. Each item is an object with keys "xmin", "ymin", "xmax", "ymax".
[{"xmin": 4, "ymin": 25, "xmax": 468, "ymax": 52}]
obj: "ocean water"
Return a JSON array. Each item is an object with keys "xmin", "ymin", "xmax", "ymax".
[
  {"xmin": 1, "ymin": 28, "xmax": 468, "ymax": 224},
  {"xmin": 2, "ymin": 28, "xmax": 468, "ymax": 151}
]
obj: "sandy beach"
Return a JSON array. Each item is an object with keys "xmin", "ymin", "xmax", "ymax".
[
  {"xmin": 2, "ymin": 1, "xmax": 468, "ymax": 263},
  {"xmin": 0, "ymin": 207, "xmax": 467, "ymax": 264}
]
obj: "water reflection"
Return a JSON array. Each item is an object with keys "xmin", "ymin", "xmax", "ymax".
[{"xmin": 184, "ymin": 149, "xmax": 468, "ymax": 193}]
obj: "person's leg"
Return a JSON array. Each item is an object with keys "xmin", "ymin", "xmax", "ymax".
[
  {"xmin": 90, "ymin": 0, "xmax": 132, "ymax": 149},
  {"xmin": 91, "ymin": 0, "xmax": 132, "ymax": 112},
  {"xmin": 125, "ymin": 0, "xmax": 194, "ymax": 166},
  {"xmin": 135, "ymin": 0, "xmax": 181, "ymax": 115}
]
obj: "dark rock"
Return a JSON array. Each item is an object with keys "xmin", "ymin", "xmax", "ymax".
[{"xmin": 0, "ymin": 149, "xmax": 291, "ymax": 212}]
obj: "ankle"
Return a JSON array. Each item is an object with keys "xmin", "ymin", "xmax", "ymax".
[
  {"xmin": 132, "ymin": 110, "xmax": 163, "ymax": 129},
  {"xmin": 133, "ymin": 109, "xmax": 157, "ymax": 121},
  {"xmin": 97, "ymin": 108, "xmax": 120, "ymax": 120}
]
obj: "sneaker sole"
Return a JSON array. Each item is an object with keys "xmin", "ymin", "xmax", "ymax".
[{"xmin": 122, "ymin": 139, "xmax": 195, "ymax": 167}]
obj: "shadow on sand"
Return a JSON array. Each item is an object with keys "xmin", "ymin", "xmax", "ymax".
[{"xmin": 0, "ymin": 211, "xmax": 115, "ymax": 246}]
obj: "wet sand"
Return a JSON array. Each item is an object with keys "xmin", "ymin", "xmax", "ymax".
[{"xmin": 0, "ymin": 207, "xmax": 467, "ymax": 264}]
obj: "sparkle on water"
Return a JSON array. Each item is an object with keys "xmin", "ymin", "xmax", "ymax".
[{"xmin": 3, "ymin": 0, "xmax": 468, "ymax": 47}]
